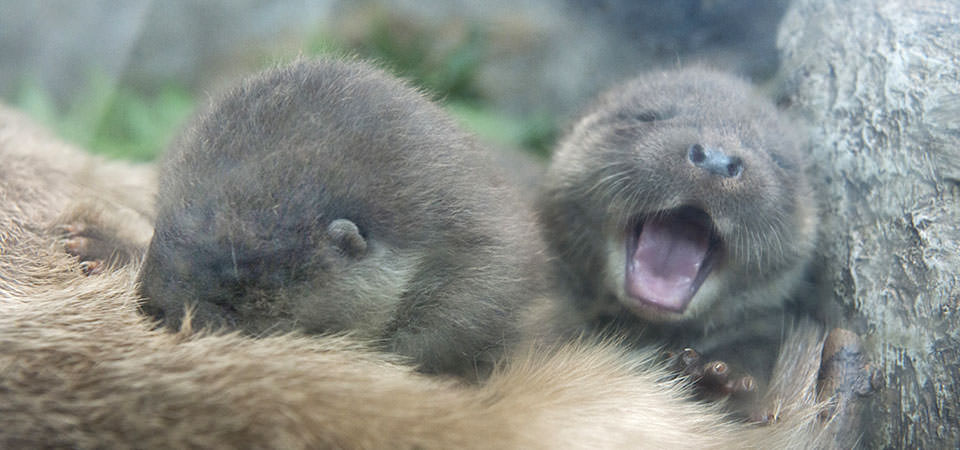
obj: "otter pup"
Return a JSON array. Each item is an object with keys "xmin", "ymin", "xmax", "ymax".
[
  {"xmin": 538, "ymin": 68, "xmax": 818, "ymax": 378},
  {"xmin": 138, "ymin": 58, "xmax": 567, "ymax": 377},
  {"xmin": 0, "ymin": 101, "xmax": 860, "ymax": 448}
]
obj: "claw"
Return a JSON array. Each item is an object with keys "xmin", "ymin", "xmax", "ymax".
[
  {"xmin": 725, "ymin": 375, "xmax": 757, "ymax": 395},
  {"xmin": 79, "ymin": 260, "xmax": 104, "ymax": 276},
  {"xmin": 63, "ymin": 236, "xmax": 90, "ymax": 256},
  {"xmin": 702, "ymin": 360, "xmax": 729, "ymax": 385},
  {"xmin": 56, "ymin": 221, "xmax": 125, "ymax": 276},
  {"xmin": 666, "ymin": 347, "xmax": 756, "ymax": 401},
  {"xmin": 750, "ymin": 409, "xmax": 776, "ymax": 425},
  {"xmin": 679, "ymin": 348, "xmax": 704, "ymax": 377},
  {"xmin": 58, "ymin": 222, "xmax": 87, "ymax": 236}
]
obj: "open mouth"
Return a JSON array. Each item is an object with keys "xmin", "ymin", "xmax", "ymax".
[{"xmin": 624, "ymin": 206, "xmax": 721, "ymax": 313}]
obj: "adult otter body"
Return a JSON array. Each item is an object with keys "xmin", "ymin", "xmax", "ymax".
[
  {"xmin": 138, "ymin": 58, "xmax": 565, "ymax": 377},
  {"xmin": 538, "ymin": 68, "xmax": 818, "ymax": 376}
]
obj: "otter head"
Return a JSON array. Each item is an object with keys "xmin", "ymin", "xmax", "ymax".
[
  {"xmin": 138, "ymin": 187, "xmax": 415, "ymax": 337},
  {"xmin": 135, "ymin": 59, "xmax": 440, "ymax": 338},
  {"xmin": 540, "ymin": 68, "xmax": 817, "ymax": 328},
  {"xmin": 137, "ymin": 60, "xmax": 535, "ymax": 379}
]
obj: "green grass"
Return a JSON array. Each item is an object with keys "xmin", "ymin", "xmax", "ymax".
[
  {"xmin": 305, "ymin": 12, "xmax": 486, "ymax": 103},
  {"xmin": 304, "ymin": 11, "xmax": 558, "ymax": 155},
  {"xmin": 14, "ymin": 74, "xmax": 194, "ymax": 161},
  {"xmin": 11, "ymin": 14, "xmax": 558, "ymax": 161},
  {"xmin": 446, "ymin": 102, "xmax": 556, "ymax": 157}
]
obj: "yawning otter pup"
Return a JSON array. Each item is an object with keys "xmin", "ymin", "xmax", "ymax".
[{"xmin": 538, "ymin": 68, "xmax": 818, "ymax": 378}]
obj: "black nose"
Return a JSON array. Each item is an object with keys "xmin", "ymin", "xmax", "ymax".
[{"xmin": 688, "ymin": 144, "xmax": 743, "ymax": 178}]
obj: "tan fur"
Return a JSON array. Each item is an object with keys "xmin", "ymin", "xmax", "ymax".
[
  {"xmin": 0, "ymin": 103, "xmax": 839, "ymax": 448},
  {"xmin": 0, "ymin": 287, "xmax": 830, "ymax": 449},
  {"xmin": 0, "ymin": 103, "xmax": 154, "ymax": 296}
]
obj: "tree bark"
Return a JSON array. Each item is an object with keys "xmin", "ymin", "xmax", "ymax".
[{"xmin": 777, "ymin": 0, "xmax": 960, "ymax": 446}]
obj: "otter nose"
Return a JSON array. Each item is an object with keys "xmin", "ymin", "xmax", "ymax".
[{"xmin": 687, "ymin": 144, "xmax": 743, "ymax": 178}]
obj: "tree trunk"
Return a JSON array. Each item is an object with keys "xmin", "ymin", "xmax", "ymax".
[{"xmin": 777, "ymin": 0, "xmax": 960, "ymax": 446}]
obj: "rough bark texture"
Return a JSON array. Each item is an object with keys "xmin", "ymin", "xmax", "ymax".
[{"xmin": 777, "ymin": 0, "xmax": 960, "ymax": 447}]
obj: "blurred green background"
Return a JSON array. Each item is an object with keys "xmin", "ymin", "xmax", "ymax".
[
  {"xmin": 10, "ymin": 10, "xmax": 558, "ymax": 162},
  {"xmin": 2, "ymin": 1, "xmax": 786, "ymax": 162}
]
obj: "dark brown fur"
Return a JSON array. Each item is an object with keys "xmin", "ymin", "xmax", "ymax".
[{"xmin": 538, "ymin": 68, "xmax": 818, "ymax": 377}]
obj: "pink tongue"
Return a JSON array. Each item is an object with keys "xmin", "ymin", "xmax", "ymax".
[{"xmin": 626, "ymin": 218, "xmax": 709, "ymax": 312}]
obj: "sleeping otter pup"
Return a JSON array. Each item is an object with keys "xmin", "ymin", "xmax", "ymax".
[{"xmin": 137, "ymin": 58, "xmax": 569, "ymax": 378}]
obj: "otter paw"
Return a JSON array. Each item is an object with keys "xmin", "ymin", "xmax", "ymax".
[
  {"xmin": 58, "ymin": 222, "xmax": 126, "ymax": 275},
  {"xmin": 666, "ymin": 347, "xmax": 757, "ymax": 400},
  {"xmin": 78, "ymin": 260, "xmax": 104, "ymax": 276}
]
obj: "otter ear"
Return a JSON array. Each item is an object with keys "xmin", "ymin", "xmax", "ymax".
[{"xmin": 327, "ymin": 218, "xmax": 367, "ymax": 258}]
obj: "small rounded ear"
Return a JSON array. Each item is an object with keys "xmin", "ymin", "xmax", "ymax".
[{"xmin": 327, "ymin": 218, "xmax": 367, "ymax": 258}]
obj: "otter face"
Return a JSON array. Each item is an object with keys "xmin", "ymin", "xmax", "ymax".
[
  {"xmin": 541, "ymin": 69, "xmax": 817, "ymax": 326},
  {"xmin": 138, "ymin": 207, "xmax": 413, "ymax": 337}
]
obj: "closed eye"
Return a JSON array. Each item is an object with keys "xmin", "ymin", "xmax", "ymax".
[
  {"xmin": 769, "ymin": 151, "xmax": 794, "ymax": 170},
  {"xmin": 615, "ymin": 108, "xmax": 677, "ymax": 123}
]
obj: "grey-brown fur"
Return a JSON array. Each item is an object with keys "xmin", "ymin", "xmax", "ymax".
[
  {"xmin": 138, "ymin": 58, "xmax": 564, "ymax": 377},
  {"xmin": 538, "ymin": 68, "xmax": 818, "ymax": 376},
  {"xmin": 0, "ymin": 102, "xmax": 855, "ymax": 449}
]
